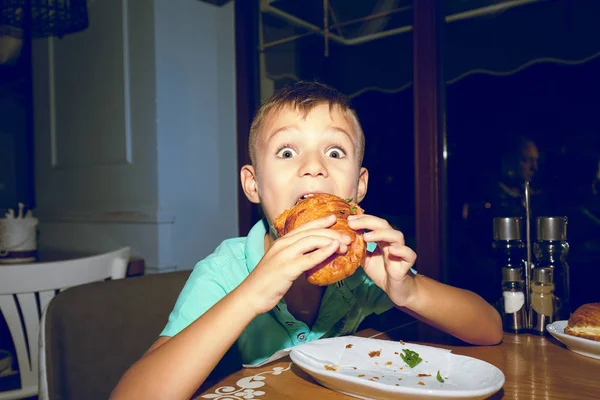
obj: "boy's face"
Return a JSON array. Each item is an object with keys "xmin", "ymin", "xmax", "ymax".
[{"xmin": 241, "ymin": 103, "xmax": 368, "ymax": 225}]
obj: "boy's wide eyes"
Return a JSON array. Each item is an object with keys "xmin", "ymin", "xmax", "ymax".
[
  {"xmin": 275, "ymin": 146, "xmax": 347, "ymax": 159},
  {"xmin": 276, "ymin": 147, "xmax": 298, "ymax": 158},
  {"xmin": 325, "ymin": 147, "xmax": 346, "ymax": 159}
]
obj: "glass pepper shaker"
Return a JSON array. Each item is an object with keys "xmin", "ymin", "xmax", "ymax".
[
  {"xmin": 535, "ymin": 216, "xmax": 571, "ymax": 321},
  {"xmin": 530, "ymin": 266, "xmax": 555, "ymax": 334}
]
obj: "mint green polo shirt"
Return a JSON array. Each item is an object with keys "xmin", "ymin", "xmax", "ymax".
[{"xmin": 161, "ymin": 219, "xmax": 396, "ymax": 365}]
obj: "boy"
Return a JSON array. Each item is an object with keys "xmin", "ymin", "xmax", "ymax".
[{"xmin": 111, "ymin": 81, "xmax": 503, "ymax": 400}]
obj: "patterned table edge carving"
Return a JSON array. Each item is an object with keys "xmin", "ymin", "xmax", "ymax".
[{"xmin": 201, "ymin": 363, "xmax": 293, "ymax": 399}]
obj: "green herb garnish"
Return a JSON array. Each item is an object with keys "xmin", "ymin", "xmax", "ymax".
[
  {"xmin": 436, "ymin": 370, "xmax": 444, "ymax": 383},
  {"xmin": 400, "ymin": 349, "xmax": 422, "ymax": 368},
  {"xmin": 350, "ymin": 206, "xmax": 358, "ymax": 214},
  {"xmin": 345, "ymin": 198, "xmax": 353, "ymax": 202}
]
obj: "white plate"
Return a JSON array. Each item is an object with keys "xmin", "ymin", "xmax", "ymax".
[
  {"xmin": 547, "ymin": 320, "xmax": 600, "ymax": 360},
  {"xmin": 290, "ymin": 336, "xmax": 504, "ymax": 400}
]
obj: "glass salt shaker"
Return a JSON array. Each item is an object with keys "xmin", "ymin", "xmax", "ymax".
[{"xmin": 493, "ymin": 217, "xmax": 527, "ymax": 333}]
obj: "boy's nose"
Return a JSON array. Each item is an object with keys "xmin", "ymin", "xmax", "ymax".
[{"xmin": 299, "ymin": 154, "xmax": 328, "ymax": 178}]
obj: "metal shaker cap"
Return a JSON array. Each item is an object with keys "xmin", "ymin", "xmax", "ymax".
[
  {"xmin": 493, "ymin": 217, "xmax": 522, "ymax": 240},
  {"xmin": 536, "ymin": 216, "xmax": 567, "ymax": 241},
  {"xmin": 502, "ymin": 267, "xmax": 522, "ymax": 282},
  {"xmin": 533, "ymin": 267, "xmax": 553, "ymax": 283}
]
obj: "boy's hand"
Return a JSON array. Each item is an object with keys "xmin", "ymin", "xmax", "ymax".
[
  {"xmin": 241, "ymin": 215, "xmax": 352, "ymax": 316},
  {"xmin": 347, "ymin": 214, "xmax": 418, "ymax": 307}
]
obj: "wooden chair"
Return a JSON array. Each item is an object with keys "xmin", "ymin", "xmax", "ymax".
[
  {"xmin": 0, "ymin": 247, "xmax": 130, "ymax": 399},
  {"xmin": 39, "ymin": 270, "xmax": 192, "ymax": 400}
]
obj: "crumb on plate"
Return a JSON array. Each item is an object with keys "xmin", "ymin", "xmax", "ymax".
[{"xmin": 369, "ymin": 349, "xmax": 382, "ymax": 358}]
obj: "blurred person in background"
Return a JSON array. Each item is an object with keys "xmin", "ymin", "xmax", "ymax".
[{"xmin": 450, "ymin": 135, "xmax": 544, "ymax": 304}]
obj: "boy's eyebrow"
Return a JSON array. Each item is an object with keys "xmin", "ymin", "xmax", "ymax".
[
  {"xmin": 270, "ymin": 125, "xmax": 352, "ymax": 139},
  {"xmin": 266, "ymin": 125, "xmax": 355, "ymax": 146},
  {"xmin": 269, "ymin": 125, "xmax": 299, "ymax": 139},
  {"xmin": 327, "ymin": 126, "xmax": 354, "ymax": 142}
]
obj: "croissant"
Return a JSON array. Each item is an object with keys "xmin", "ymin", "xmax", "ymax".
[
  {"xmin": 565, "ymin": 303, "xmax": 600, "ymax": 341},
  {"xmin": 273, "ymin": 193, "xmax": 366, "ymax": 286}
]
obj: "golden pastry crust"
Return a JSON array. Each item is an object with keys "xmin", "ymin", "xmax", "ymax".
[
  {"xmin": 564, "ymin": 303, "xmax": 600, "ymax": 341},
  {"xmin": 273, "ymin": 193, "xmax": 366, "ymax": 286}
]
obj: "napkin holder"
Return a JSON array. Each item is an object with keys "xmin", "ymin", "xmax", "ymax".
[{"xmin": 0, "ymin": 203, "xmax": 38, "ymax": 264}]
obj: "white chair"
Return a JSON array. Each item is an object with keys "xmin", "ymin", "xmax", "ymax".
[{"xmin": 0, "ymin": 247, "xmax": 130, "ymax": 400}]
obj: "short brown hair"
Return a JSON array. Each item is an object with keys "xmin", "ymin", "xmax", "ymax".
[{"xmin": 248, "ymin": 81, "xmax": 365, "ymax": 168}]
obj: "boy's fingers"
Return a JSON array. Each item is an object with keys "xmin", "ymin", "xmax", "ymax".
[
  {"xmin": 347, "ymin": 214, "xmax": 392, "ymax": 231},
  {"xmin": 297, "ymin": 241, "xmax": 340, "ymax": 271},
  {"xmin": 388, "ymin": 245, "xmax": 417, "ymax": 264},
  {"xmin": 288, "ymin": 215, "xmax": 337, "ymax": 234},
  {"xmin": 283, "ymin": 227, "xmax": 352, "ymax": 246},
  {"xmin": 362, "ymin": 228, "xmax": 405, "ymax": 246},
  {"xmin": 286, "ymin": 235, "xmax": 339, "ymax": 257},
  {"xmin": 336, "ymin": 243, "xmax": 349, "ymax": 254}
]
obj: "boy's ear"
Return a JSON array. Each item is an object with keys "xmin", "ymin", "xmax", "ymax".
[
  {"xmin": 357, "ymin": 167, "xmax": 369, "ymax": 203},
  {"xmin": 241, "ymin": 165, "xmax": 261, "ymax": 204}
]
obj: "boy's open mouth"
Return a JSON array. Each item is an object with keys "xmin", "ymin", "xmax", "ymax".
[{"xmin": 295, "ymin": 192, "xmax": 325, "ymax": 205}]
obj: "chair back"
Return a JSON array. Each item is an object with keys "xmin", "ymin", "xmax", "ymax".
[
  {"xmin": 0, "ymin": 247, "xmax": 130, "ymax": 399},
  {"xmin": 40, "ymin": 270, "xmax": 191, "ymax": 400}
]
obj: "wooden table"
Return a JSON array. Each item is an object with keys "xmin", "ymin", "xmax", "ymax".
[{"xmin": 195, "ymin": 321, "xmax": 600, "ymax": 399}]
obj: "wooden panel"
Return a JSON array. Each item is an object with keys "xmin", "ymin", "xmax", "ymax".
[
  {"xmin": 235, "ymin": 0, "xmax": 261, "ymax": 236},
  {"xmin": 413, "ymin": 0, "xmax": 446, "ymax": 282},
  {"xmin": 49, "ymin": 0, "xmax": 132, "ymax": 168}
]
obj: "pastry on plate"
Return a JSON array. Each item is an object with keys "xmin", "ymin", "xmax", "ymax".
[
  {"xmin": 273, "ymin": 193, "xmax": 366, "ymax": 286},
  {"xmin": 564, "ymin": 303, "xmax": 600, "ymax": 341}
]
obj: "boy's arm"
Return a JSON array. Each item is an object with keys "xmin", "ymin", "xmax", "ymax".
[
  {"xmin": 110, "ymin": 215, "xmax": 352, "ymax": 400},
  {"xmin": 348, "ymin": 214, "xmax": 503, "ymax": 346},
  {"xmin": 110, "ymin": 283, "xmax": 258, "ymax": 400},
  {"xmin": 397, "ymin": 274, "xmax": 503, "ymax": 345}
]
